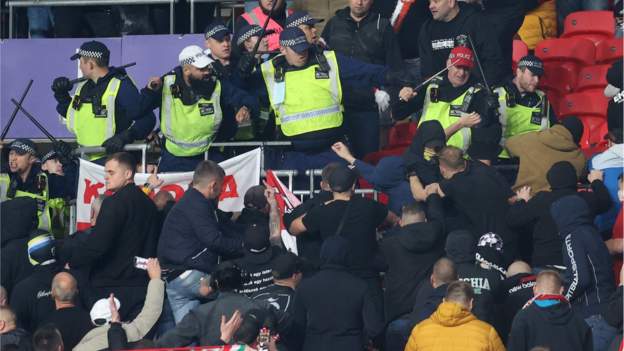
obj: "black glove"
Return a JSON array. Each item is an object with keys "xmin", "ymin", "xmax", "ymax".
[
  {"xmin": 237, "ymin": 53, "xmax": 256, "ymax": 78},
  {"xmin": 52, "ymin": 77, "xmax": 72, "ymax": 102},
  {"xmin": 54, "ymin": 140, "xmax": 75, "ymax": 166},
  {"xmin": 102, "ymin": 129, "xmax": 134, "ymax": 154}
]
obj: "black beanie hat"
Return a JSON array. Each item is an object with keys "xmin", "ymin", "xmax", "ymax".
[
  {"xmin": 547, "ymin": 161, "xmax": 578, "ymax": 190},
  {"xmin": 560, "ymin": 116, "xmax": 584, "ymax": 145}
]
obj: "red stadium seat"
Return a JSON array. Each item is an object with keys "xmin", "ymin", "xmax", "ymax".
[
  {"xmin": 558, "ymin": 92, "xmax": 609, "ymax": 119},
  {"xmin": 387, "ymin": 122, "xmax": 417, "ymax": 148},
  {"xmin": 579, "ymin": 116, "xmax": 608, "ymax": 152},
  {"xmin": 539, "ymin": 64, "xmax": 577, "ymax": 95},
  {"xmin": 576, "ymin": 65, "xmax": 610, "ymax": 93},
  {"xmin": 512, "ymin": 40, "xmax": 529, "ymax": 71},
  {"xmin": 535, "ymin": 38, "xmax": 596, "ymax": 75},
  {"xmin": 595, "ymin": 38, "xmax": 624, "ymax": 64},
  {"xmin": 562, "ymin": 11, "xmax": 616, "ymax": 45}
]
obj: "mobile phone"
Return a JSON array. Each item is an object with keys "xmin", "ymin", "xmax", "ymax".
[{"xmin": 134, "ymin": 256, "xmax": 148, "ymax": 270}]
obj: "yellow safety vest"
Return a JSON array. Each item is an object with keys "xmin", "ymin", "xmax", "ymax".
[
  {"xmin": 419, "ymin": 79, "xmax": 480, "ymax": 152},
  {"xmin": 495, "ymin": 86, "xmax": 550, "ymax": 158},
  {"xmin": 66, "ymin": 78, "xmax": 121, "ymax": 160},
  {"xmin": 261, "ymin": 50, "xmax": 343, "ymax": 137},
  {"xmin": 160, "ymin": 74, "xmax": 223, "ymax": 157},
  {"xmin": 0, "ymin": 172, "xmax": 52, "ymax": 231}
]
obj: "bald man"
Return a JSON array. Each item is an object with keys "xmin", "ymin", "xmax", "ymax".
[
  {"xmin": 0, "ymin": 305, "xmax": 31, "ymax": 349},
  {"xmin": 507, "ymin": 270, "xmax": 592, "ymax": 351},
  {"xmin": 42, "ymin": 273, "xmax": 93, "ymax": 350},
  {"xmin": 499, "ymin": 261, "xmax": 536, "ymax": 343}
]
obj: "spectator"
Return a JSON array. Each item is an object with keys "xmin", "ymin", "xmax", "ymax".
[
  {"xmin": 507, "ymin": 270, "xmax": 592, "ymax": 351},
  {"xmin": 52, "ymin": 6, "xmax": 119, "ymax": 37},
  {"xmin": 402, "ymin": 120, "xmax": 446, "ymax": 202},
  {"xmin": 293, "ymin": 236, "xmax": 385, "ymax": 350},
  {"xmin": 158, "ymin": 160, "xmax": 243, "ymax": 323},
  {"xmin": 395, "ymin": 47, "xmax": 502, "ymax": 165},
  {"xmin": 289, "ymin": 164, "xmax": 399, "ymax": 315},
  {"xmin": 508, "ymin": 161, "xmax": 611, "ymax": 267},
  {"xmin": 445, "ymin": 230, "xmax": 503, "ymax": 329},
  {"xmin": 404, "ymin": 280, "xmax": 505, "ymax": 351},
  {"xmin": 32, "ymin": 324, "xmax": 62, "ymax": 351},
  {"xmin": 26, "ymin": 7, "xmax": 54, "ymax": 38},
  {"xmin": 10, "ymin": 233, "xmax": 60, "ymax": 332},
  {"xmin": 233, "ymin": 223, "xmax": 283, "ymax": 296},
  {"xmin": 0, "ymin": 306, "xmax": 31, "ymax": 350},
  {"xmin": 499, "ymin": 261, "xmax": 536, "ymax": 343},
  {"xmin": 494, "ymin": 55, "xmax": 557, "ymax": 160},
  {"xmin": 42, "ymin": 272, "xmax": 92, "ymax": 350},
  {"xmin": 331, "ymin": 141, "xmax": 415, "ymax": 214},
  {"xmin": 386, "ymin": 257, "xmax": 457, "ymax": 351},
  {"xmin": 506, "ymin": 116, "xmax": 586, "ymax": 194},
  {"xmin": 380, "ymin": 196, "xmax": 445, "ymax": 323},
  {"xmin": 52, "ymin": 42, "xmax": 156, "ymax": 161},
  {"xmin": 284, "ymin": 162, "xmax": 340, "ymax": 269},
  {"xmin": 605, "ymin": 175, "xmax": 624, "ymax": 285},
  {"xmin": 65, "ymin": 153, "xmax": 160, "ymax": 320},
  {"xmin": 372, "ymin": 0, "xmax": 431, "ymax": 80},
  {"xmin": 75, "ymin": 259, "xmax": 165, "ymax": 351},
  {"xmin": 322, "ymin": 0, "xmax": 402, "ymax": 157},
  {"xmin": 237, "ymin": 0, "xmax": 293, "ymax": 51},
  {"xmin": 237, "ymin": 185, "xmax": 270, "ymax": 227},
  {"xmin": 155, "ymin": 262, "xmax": 262, "ymax": 347},
  {"xmin": 252, "ymin": 252, "xmax": 303, "ymax": 350},
  {"xmin": 427, "ymin": 146, "xmax": 517, "ymax": 260},
  {"xmin": 517, "ymin": 0, "xmax": 557, "ymax": 49},
  {"xmin": 551, "ymin": 195, "xmax": 617, "ymax": 351},
  {"xmin": 602, "ymin": 268, "xmax": 623, "ymax": 351},
  {"xmin": 1, "ymin": 198, "xmax": 37, "ymax": 296},
  {"xmin": 417, "ymin": 0, "xmax": 505, "ymax": 85}
]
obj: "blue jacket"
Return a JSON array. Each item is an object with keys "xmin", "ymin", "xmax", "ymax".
[
  {"xmin": 590, "ymin": 144, "xmax": 624, "ymax": 233},
  {"xmin": 157, "ymin": 188, "xmax": 243, "ymax": 273},
  {"xmin": 550, "ymin": 194, "xmax": 615, "ymax": 317}
]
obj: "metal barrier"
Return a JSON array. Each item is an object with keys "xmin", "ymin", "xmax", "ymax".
[
  {"xmin": 75, "ymin": 143, "xmax": 151, "ymax": 172},
  {"xmin": 206, "ymin": 140, "xmax": 292, "ymax": 175},
  {"xmin": 6, "ymin": 0, "xmax": 179, "ymax": 38}
]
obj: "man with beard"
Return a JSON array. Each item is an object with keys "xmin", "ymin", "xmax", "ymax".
[{"xmin": 140, "ymin": 45, "xmax": 259, "ymax": 172}]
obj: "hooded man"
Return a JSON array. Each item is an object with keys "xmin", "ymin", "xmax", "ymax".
[
  {"xmin": 551, "ymin": 194, "xmax": 617, "ymax": 351},
  {"xmin": 507, "ymin": 116, "xmax": 586, "ymax": 194},
  {"xmin": 403, "ymin": 120, "xmax": 446, "ymax": 201}
]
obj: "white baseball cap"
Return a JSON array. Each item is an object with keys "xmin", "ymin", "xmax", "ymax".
[
  {"xmin": 90, "ymin": 297, "xmax": 121, "ymax": 326},
  {"xmin": 179, "ymin": 45, "xmax": 214, "ymax": 69}
]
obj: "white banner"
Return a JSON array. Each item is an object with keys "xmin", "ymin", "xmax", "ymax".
[{"xmin": 76, "ymin": 148, "xmax": 261, "ymax": 230}]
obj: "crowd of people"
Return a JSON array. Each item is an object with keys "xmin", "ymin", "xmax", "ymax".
[{"xmin": 1, "ymin": 0, "xmax": 624, "ymax": 350}]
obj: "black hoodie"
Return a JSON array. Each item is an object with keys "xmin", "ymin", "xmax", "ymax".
[
  {"xmin": 507, "ymin": 301, "xmax": 593, "ymax": 351},
  {"xmin": 551, "ymin": 195, "xmax": 616, "ymax": 318},
  {"xmin": 417, "ymin": 2, "xmax": 505, "ymax": 85},
  {"xmin": 402, "ymin": 120, "xmax": 446, "ymax": 186}
]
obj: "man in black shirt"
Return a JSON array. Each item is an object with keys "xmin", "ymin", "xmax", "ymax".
[
  {"xmin": 427, "ymin": 146, "xmax": 517, "ymax": 262},
  {"xmin": 289, "ymin": 165, "xmax": 399, "ymax": 316},
  {"xmin": 499, "ymin": 260, "xmax": 536, "ymax": 343},
  {"xmin": 43, "ymin": 272, "xmax": 93, "ymax": 350},
  {"xmin": 65, "ymin": 152, "xmax": 160, "ymax": 320}
]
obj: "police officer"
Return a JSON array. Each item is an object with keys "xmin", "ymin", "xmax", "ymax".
[
  {"xmin": 51, "ymin": 41, "xmax": 156, "ymax": 161},
  {"xmin": 0, "ymin": 139, "xmax": 69, "ymax": 232},
  {"xmin": 257, "ymin": 27, "xmax": 389, "ymax": 173},
  {"xmin": 141, "ymin": 45, "xmax": 259, "ymax": 172},
  {"xmin": 204, "ymin": 22, "xmax": 233, "ymax": 72},
  {"xmin": 285, "ymin": 11, "xmax": 324, "ymax": 47},
  {"xmin": 494, "ymin": 55, "xmax": 556, "ymax": 159},
  {"xmin": 396, "ymin": 46, "xmax": 501, "ymax": 165}
]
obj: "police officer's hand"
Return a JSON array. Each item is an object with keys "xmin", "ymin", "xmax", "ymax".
[
  {"xmin": 235, "ymin": 106, "xmax": 251, "ymax": 124},
  {"xmin": 148, "ymin": 77, "xmax": 163, "ymax": 91},
  {"xmin": 102, "ymin": 129, "xmax": 134, "ymax": 154},
  {"xmin": 398, "ymin": 87, "xmax": 417, "ymax": 102},
  {"xmin": 237, "ymin": 53, "xmax": 256, "ymax": 78},
  {"xmin": 459, "ymin": 112, "xmax": 481, "ymax": 128},
  {"xmin": 51, "ymin": 77, "xmax": 72, "ymax": 94}
]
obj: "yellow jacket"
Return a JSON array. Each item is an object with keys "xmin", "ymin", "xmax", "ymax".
[
  {"xmin": 404, "ymin": 301, "xmax": 505, "ymax": 351},
  {"xmin": 518, "ymin": 0, "xmax": 558, "ymax": 49}
]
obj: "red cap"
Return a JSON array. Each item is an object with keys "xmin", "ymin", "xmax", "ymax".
[{"xmin": 449, "ymin": 46, "xmax": 475, "ymax": 69}]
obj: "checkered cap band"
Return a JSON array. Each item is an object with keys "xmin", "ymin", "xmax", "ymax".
[
  {"xmin": 477, "ymin": 232, "xmax": 504, "ymax": 251},
  {"xmin": 518, "ymin": 59, "xmax": 543, "ymax": 70},
  {"xmin": 78, "ymin": 49, "xmax": 104, "ymax": 59},
  {"xmin": 237, "ymin": 26, "xmax": 263, "ymax": 46},
  {"xmin": 280, "ymin": 36, "xmax": 307, "ymax": 47},
  {"xmin": 205, "ymin": 25, "xmax": 229, "ymax": 39},
  {"xmin": 10, "ymin": 141, "xmax": 36, "ymax": 155},
  {"xmin": 180, "ymin": 51, "xmax": 206, "ymax": 66},
  {"xmin": 41, "ymin": 150, "xmax": 58, "ymax": 163},
  {"xmin": 287, "ymin": 14, "xmax": 314, "ymax": 28}
]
